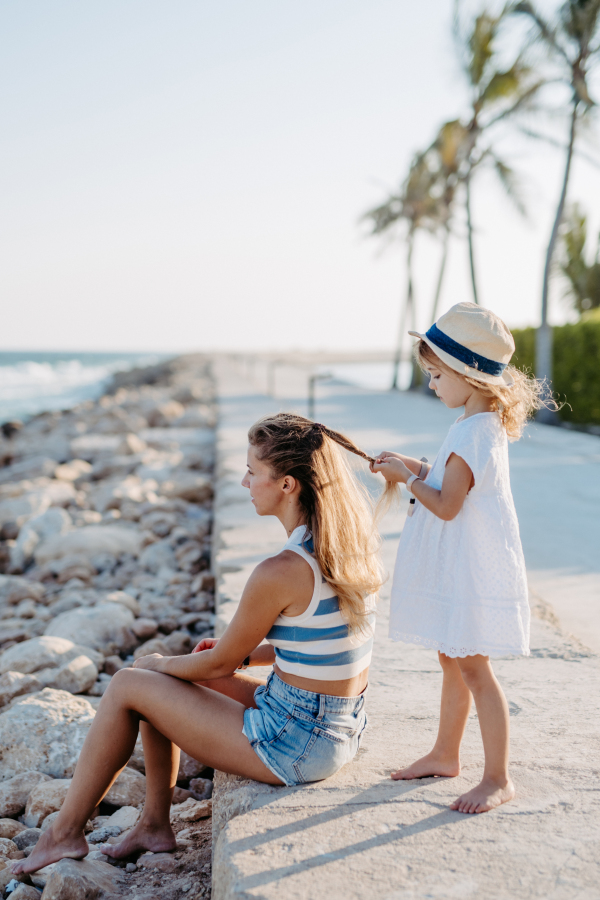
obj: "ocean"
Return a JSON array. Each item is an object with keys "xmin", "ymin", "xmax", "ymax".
[{"xmin": 0, "ymin": 351, "xmax": 166, "ymax": 425}]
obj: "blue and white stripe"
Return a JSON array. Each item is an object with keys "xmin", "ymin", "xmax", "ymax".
[{"xmin": 266, "ymin": 526, "xmax": 375, "ymax": 680}]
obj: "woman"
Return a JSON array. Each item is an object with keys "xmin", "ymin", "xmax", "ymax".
[{"xmin": 14, "ymin": 413, "xmax": 381, "ymax": 874}]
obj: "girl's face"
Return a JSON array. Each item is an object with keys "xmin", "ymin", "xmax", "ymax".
[
  {"xmin": 241, "ymin": 445, "xmax": 295, "ymax": 517},
  {"xmin": 426, "ymin": 362, "xmax": 472, "ymax": 409}
]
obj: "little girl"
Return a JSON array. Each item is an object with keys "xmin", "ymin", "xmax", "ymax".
[{"xmin": 372, "ymin": 301, "xmax": 548, "ymax": 815}]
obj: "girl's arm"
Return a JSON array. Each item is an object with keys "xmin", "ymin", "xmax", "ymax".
[
  {"xmin": 371, "ymin": 452, "xmax": 473, "ymax": 521},
  {"xmin": 371, "ymin": 451, "xmax": 431, "ymax": 479},
  {"xmin": 133, "ymin": 553, "xmax": 297, "ymax": 679}
]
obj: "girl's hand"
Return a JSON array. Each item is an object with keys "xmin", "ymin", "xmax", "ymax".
[
  {"xmin": 371, "ymin": 456, "xmax": 412, "ymax": 484},
  {"xmin": 370, "ymin": 450, "xmax": 402, "ymax": 473},
  {"xmin": 132, "ymin": 653, "xmax": 164, "ymax": 672},
  {"xmin": 192, "ymin": 637, "xmax": 219, "ymax": 654}
]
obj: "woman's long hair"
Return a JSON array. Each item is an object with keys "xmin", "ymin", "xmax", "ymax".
[{"xmin": 248, "ymin": 413, "xmax": 383, "ymax": 634}]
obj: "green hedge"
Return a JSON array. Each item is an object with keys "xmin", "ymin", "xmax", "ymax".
[{"xmin": 511, "ymin": 317, "xmax": 600, "ymax": 426}]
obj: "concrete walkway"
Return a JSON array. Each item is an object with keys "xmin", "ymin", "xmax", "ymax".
[{"xmin": 211, "ymin": 358, "xmax": 600, "ymax": 900}]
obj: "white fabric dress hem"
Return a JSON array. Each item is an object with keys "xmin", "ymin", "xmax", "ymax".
[{"xmin": 388, "ymin": 628, "xmax": 530, "ymax": 659}]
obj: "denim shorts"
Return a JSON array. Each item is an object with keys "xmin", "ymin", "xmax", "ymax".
[{"xmin": 243, "ymin": 672, "xmax": 368, "ymax": 786}]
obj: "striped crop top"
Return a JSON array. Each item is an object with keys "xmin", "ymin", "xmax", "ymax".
[{"xmin": 266, "ymin": 525, "xmax": 376, "ymax": 680}]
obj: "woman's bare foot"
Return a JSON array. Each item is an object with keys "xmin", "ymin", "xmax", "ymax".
[
  {"xmin": 10, "ymin": 824, "xmax": 88, "ymax": 875},
  {"xmin": 391, "ymin": 751, "xmax": 460, "ymax": 781},
  {"xmin": 450, "ymin": 777, "xmax": 515, "ymax": 813},
  {"xmin": 101, "ymin": 818, "xmax": 177, "ymax": 860}
]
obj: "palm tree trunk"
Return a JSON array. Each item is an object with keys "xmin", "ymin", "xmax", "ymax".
[
  {"xmin": 391, "ymin": 233, "xmax": 414, "ymax": 390},
  {"xmin": 536, "ymin": 97, "xmax": 578, "ymax": 424},
  {"xmin": 465, "ymin": 170, "xmax": 480, "ymax": 305},
  {"xmin": 420, "ymin": 226, "xmax": 450, "ymax": 394}
]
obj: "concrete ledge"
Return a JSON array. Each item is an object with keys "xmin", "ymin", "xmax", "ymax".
[{"xmin": 211, "ymin": 359, "xmax": 600, "ymax": 900}]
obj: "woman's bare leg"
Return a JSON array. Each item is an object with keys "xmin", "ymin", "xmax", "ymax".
[
  {"xmin": 195, "ymin": 670, "xmax": 266, "ymax": 706},
  {"xmin": 103, "ymin": 722, "xmax": 180, "ymax": 859},
  {"xmin": 450, "ymin": 655, "xmax": 515, "ymax": 813},
  {"xmin": 12, "ymin": 668, "xmax": 282, "ymax": 874},
  {"xmin": 392, "ymin": 653, "xmax": 472, "ymax": 780}
]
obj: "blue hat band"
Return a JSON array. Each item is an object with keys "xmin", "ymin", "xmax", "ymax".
[{"xmin": 425, "ymin": 323, "xmax": 506, "ymax": 377}]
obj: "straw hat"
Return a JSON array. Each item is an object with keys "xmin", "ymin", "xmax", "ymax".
[{"xmin": 409, "ymin": 302, "xmax": 515, "ymax": 387}]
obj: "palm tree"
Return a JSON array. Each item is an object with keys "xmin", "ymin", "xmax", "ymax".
[
  {"xmin": 512, "ymin": 0, "xmax": 600, "ymax": 421},
  {"xmin": 558, "ymin": 203, "xmax": 600, "ymax": 312},
  {"xmin": 363, "ymin": 154, "xmax": 441, "ymax": 389},
  {"xmin": 453, "ymin": 2, "xmax": 542, "ymax": 303}
]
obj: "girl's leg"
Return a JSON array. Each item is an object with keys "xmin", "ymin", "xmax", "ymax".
[
  {"xmin": 451, "ymin": 655, "xmax": 514, "ymax": 813},
  {"xmin": 392, "ymin": 652, "xmax": 472, "ymax": 780},
  {"xmin": 13, "ymin": 668, "xmax": 283, "ymax": 875},
  {"xmin": 103, "ymin": 721, "xmax": 180, "ymax": 860}
]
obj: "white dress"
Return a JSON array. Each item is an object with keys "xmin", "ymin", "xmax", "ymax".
[{"xmin": 389, "ymin": 412, "xmax": 530, "ymax": 658}]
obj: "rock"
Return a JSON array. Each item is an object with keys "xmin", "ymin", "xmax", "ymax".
[
  {"xmin": 139, "ymin": 510, "xmax": 177, "ymax": 537},
  {"xmin": 69, "ymin": 434, "xmax": 122, "ymax": 459},
  {"xmin": 44, "ymin": 603, "xmax": 135, "ymax": 655},
  {"xmin": 131, "ymin": 618, "xmax": 158, "ymax": 640},
  {"xmin": 105, "ymin": 767, "xmax": 146, "ymax": 808},
  {"xmin": 137, "ymin": 851, "xmax": 178, "ymax": 872},
  {"xmin": 133, "ymin": 638, "xmax": 171, "ymax": 660},
  {"xmin": 0, "ymin": 577, "xmax": 45, "ymax": 607},
  {"xmin": 34, "ymin": 525, "xmax": 142, "ymax": 566},
  {"xmin": 40, "ymin": 857, "xmax": 124, "ymax": 900},
  {"xmin": 104, "ymin": 591, "xmax": 140, "ymax": 616},
  {"xmin": 0, "ymin": 772, "xmax": 51, "ymax": 817},
  {"xmin": 12, "ymin": 828, "xmax": 42, "ymax": 851},
  {"xmin": 163, "ymin": 630, "xmax": 192, "ymax": 656},
  {"xmin": 172, "ymin": 787, "xmax": 193, "ymax": 804},
  {"xmin": 50, "ymin": 555, "xmax": 96, "ymax": 585},
  {"xmin": 39, "ymin": 811, "xmax": 59, "ymax": 832},
  {"xmin": 178, "ymin": 751, "xmax": 206, "ymax": 781},
  {"xmin": 88, "ymin": 476, "xmax": 156, "ymax": 515},
  {"xmin": 9, "ymin": 509, "xmax": 72, "ymax": 573},
  {"xmin": 147, "ymin": 401, "xmax": 185, "ymax": 428},
  {"xmin": 0, "ymin": 837, "xmax": 20, "ymax": 858},
  {"xmin": 116, "ymin": 434, "xmax": 147, "ymax": 455},
  {"xmin": 0, "ymin": 690, "xmax": 95, "ymax": 780},
  {"xmin": 0, "ymin": 636, "xmax": 103, "ymax": 677},
  {"xmin": 0, "ymin": 820, "xmax": 26, "ymax": 839},
  {"xmin": 105, "ymin": 806, "xmax": 140, "ymax": 831},
  {"xmin": 23, "ymin": 779, "xmax": 71, "ymax": 827},
  {"xmin": 7, "ymin": 884, "xmax": 42, "ymax": 899},
  {"xmin": 0, "ymin": 671, "xmax": 42, "ymax": 708},
  {"xmin": 54, "ymin": 460, "xmax": 92, "ymax": 482},
  {"xmin": 102, "ymin": 656, "xmax": 124, "ymax": 676},
  {"xmin": 157, "ymin": 616, "xmax": 178, "ymax": 635},
  {"xmin": 170, "ymin": 797, "xmax": 212, "ymax": 823},
  {"xmin": 160, "ymin": 473, "xmax": 213, "ymax": 504},
  {"xmin": 138, "ymin": 541, "xmax": 176, "ymax": 574},
  {"xmin": 189, "ymin": 777, "xmax": 213, "ymax": 800},
  {"xmin": 87, "ymin": 826, "xmax": 121, "ymax": 844},
  {"xmin": 36, "ymin": 655, "xmax": 98, "ymax": 695}
]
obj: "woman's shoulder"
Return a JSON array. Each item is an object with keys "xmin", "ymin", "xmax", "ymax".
[{"xmin": 253, "ymin": 549, "xmax": 314, "ymax": 590}]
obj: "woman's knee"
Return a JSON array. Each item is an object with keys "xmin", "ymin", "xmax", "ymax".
[{"xmin": 103, "ymin": 666, "xmax": 146, "ymax": 701}]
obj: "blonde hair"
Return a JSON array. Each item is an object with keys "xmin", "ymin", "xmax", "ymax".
[
  {"xmin": 248, "ymin": 413, "xmax": 382, "ymax": 633},
  {"xmin": 415, "ymin": 340, "xmax": 553, "ymax": 441}
]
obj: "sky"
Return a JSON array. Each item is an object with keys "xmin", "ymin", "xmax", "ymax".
[{"xmin": 1, "ymin": 0, "xmax": 599, "ymax": 352}]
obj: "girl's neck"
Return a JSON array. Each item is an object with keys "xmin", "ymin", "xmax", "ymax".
[{"xmin": 462, "ymin": 388, "xmax": 495, "ymax": 419}]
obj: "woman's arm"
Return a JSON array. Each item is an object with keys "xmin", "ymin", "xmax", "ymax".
[
  {"xmin": 133, "ymin": 553, "xmax": 300, "ymax": 680},
  {"xmin": 371, "ymin": 452, "xmax": 473, "ymax": 521}
]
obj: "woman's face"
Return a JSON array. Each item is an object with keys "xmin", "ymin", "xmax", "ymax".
[{"xmin": 242, "ymin": 445, "xmax": 294, "ymax": 517}]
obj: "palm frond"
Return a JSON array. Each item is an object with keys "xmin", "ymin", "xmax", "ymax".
[{"xmin": 490, "ymin": 153, "xmax": 528, "ymax": 216}]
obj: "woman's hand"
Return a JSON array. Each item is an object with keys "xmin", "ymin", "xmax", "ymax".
[
  {"xmin": 132, "ymin": 653, "xmax": 165, "ymax": 672},
  {"xmin": 192, "ymin": 638, "xmax": 219, "ymax": 654},
  {"xmin": 370, "ymin": 456, "xmax": 412, "ymax": 484}
]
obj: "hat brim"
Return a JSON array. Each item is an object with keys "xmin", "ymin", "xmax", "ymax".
[{"xmin": 408, "ymin": 331, "xmax": 514, "ymax": 388}]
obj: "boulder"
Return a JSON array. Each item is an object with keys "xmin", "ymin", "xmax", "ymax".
[
  {"xmin": 0, "ymin": 690, "xmax": 95, "ymax": 780},
  {"xmin": 137, "ymin": 851, "xmax": 178, "ymax": 872},
  {"xmin": 0, "ymin": 772, "xmax": 51, "ymax": 817},
  {"xmin": 104, "ymin": 767, "xmax": 146, "ymax": 808},
  {"xmin": 12, "ymin": 827, "xmax": 42, "ymax": 850},
  {"xmin": 138, "ymin": 540, "xmax": 176, "ymax": 574},
  {"xmin": 160, "ymin": 472, "xmax": 213, "ymax": 504},
  {"xmin": 44, "ymin": 603, "xmax": 135, "ymax": 655},
  {"xmin": 104, "ymin": 806, "xmax": 139, "ymax": 831},
  {"xmin": 0, "ymin": 820, "xmax": 26, "ymax": 839},
  {"xmin": 9, "ymin": 508, "xmax": 72, "ymax": 573},
  {"xmin": 69, "ymin": 434, "xmax": 122, "ymax": 459},
  {"xmin": 133, "ymin": 638, "xmax": 171, "ymax": 660},
  {"xmin": 147, "ymin": 401, "xmax": 185, "ymax": 427},
  {"xmin": 0, "ymin": 636, "xmax": 103, "ymax": 677},
  {"xmin": 34, "ymin": 525, "xmax": 142, "ymax": 566},
  {"xmin": 162, "ymin": 630, "xmax": 192, "ymax": 656},
  {"xmin": 54, "ymin": 460, "xmax": 92, "ymax": 482},
  {"xmin": 23, "ymin": 779, "xmax": 71, "ymax": 828},
  {"xmin": 0, "ymin": 671, "xmax": 42, "ymax": 708},
  {"xmin": 7, "ymin": 883, "xmax": 42, "ymax": 899},
  {"xmin": 131, "ymin": 618, "xmax": 158, "ymax": 640},
  {"xmin": 169, "ymin": 797, "xmax": 212, "ymax": 823},
  {"xmin": 0, "ymin": 837, "xmax": 20, "ymax": 858},
  {"xmin": 0, "ymin": 577, "xmax": 45, "ymax": 607},
  {"xmin": 104, "ymin": 590, "xmax": 140, "ymax": 616},
  {"xmin": 116, "ymin": 434, "xmax": 147, "ymax": 455},
  {"xmin": 178, "ymin": 751, "xmax": 206, "ymax": 781},
  {"xmin": 39, "ymin": 857, "xmax": 124, "ymax": 900},
  {"xmin": 36, "ymin": 655, "xmax": 98, "ymax": 695}
]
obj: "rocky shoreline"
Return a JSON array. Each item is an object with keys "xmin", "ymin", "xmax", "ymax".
[{"xmin": 0, "ymin": 355, "xmax": 217, "ymax": 899}]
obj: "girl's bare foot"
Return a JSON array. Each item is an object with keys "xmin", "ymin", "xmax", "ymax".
[
  {"xmin": 10, "ymin": 824, "xmax": 88, "ymax": 875},
  {"xmin": 101, "ymin": 819, "xmax": 177, "ymax": 860},
  {"xmin": 450, "ymin": 777, "xmax": 515, "ymax": 813},
  {"xmin": 391, "ymin": 751, "xmax": 460, "ymax": 781}
]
